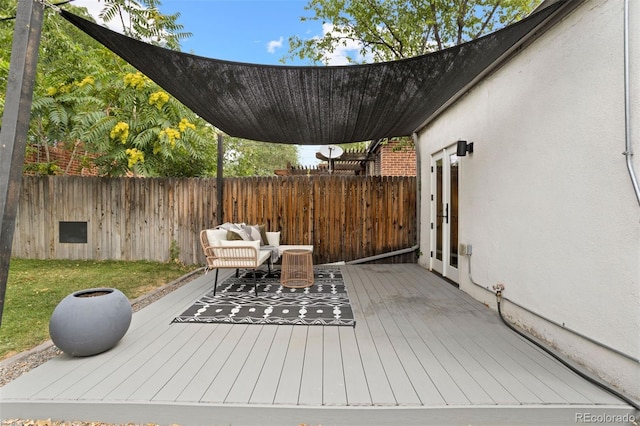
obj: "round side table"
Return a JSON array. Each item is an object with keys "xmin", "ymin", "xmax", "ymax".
[{"xmin": 280, "ymin": 249, "xmax": 314, "ymax": 288}]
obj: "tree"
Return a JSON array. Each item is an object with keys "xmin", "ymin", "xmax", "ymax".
[
  {"xmin": 287, "ymin": 0, "xmax": 542, "ymax": 64},
  {"xmin": 94, "ymin": 0, "xmax": 191, "ymax": 50},
  {"xmin": 35, "ymin": 69, "xmax": 219, "ymax": 176},
  {"xmin": 224, "ymin": 137, "xmax": 299, "ymax": 177},
  {"xmin": 285, "ymin": 0, "xmax": 540, "ymax": 152},
  {"xmin": 2, "ymin": 0, "xmax": 294, "ymax": 177},
  {"xmin": 0, "ymin": 2, "xmax": 212, "ymax": 177}
]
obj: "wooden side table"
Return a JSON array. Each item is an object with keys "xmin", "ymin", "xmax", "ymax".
[{"xmin": 280, "ymin": 249, "xmax": 314, "ymax": 288}]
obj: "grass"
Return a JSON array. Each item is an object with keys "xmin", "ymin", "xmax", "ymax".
[{"xmin": 0, "ymin": 258, "xmax": 200, "ymax": 360}]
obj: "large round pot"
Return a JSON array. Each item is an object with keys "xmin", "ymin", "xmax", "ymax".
[{"xmin": 49, "ymin": 288, "xmax": 132, "ymax": 357}]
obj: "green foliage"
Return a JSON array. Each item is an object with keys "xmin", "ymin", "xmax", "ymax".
[
  {"xmin": 169, "ymin": 239, "xmax": 181, "ymax": 264},
  {"xmin": 68, "ymin": 70, "xmax": 219, "ymax": 177},
  {"xmin": 97, "ymin": 0, "xmax": 191, "ymax": 50},
  {"xmin": 1, "ymin": 0, "xmax": 291, "ymax": 177},
  {"xmin": 23, "ymin": 161, "xmax": 61, "ymax": 176},
  {"xmin": 0, "ymin": 259, "xmax": 199, "ymax": 359},
  {"xmin": 1, "ymin": 0, "xmax": 218, "ymax": 177},
  {"xmin": 286, "ymin": 0, "xmax": 542, "ymax": 63},
  {"xmin": 339, "ymin": 141, "xmax": 369, "ymax": 152},
  {"xmin": 223, "ymin": 137, "xmax": 299, "ymax": 177},
  {"xmin": 382, "ymin": 136, "xmax": 414, "ymax": 151}
]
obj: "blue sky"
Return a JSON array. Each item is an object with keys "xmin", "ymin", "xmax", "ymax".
[
  {"xmin": 71, "ymin": 0, "xmax": 366, "ymax": 165},
  {"xmin": 159, "ymin": 0, "xmax": 315, "ymax": 66}
]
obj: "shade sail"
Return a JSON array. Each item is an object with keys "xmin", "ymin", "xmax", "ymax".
[{"xmin": 60, "ymin": 2, "xmax": 563, "ymax": 145}]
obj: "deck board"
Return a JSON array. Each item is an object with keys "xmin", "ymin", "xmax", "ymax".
[
  {"xmin": 175, "ymin": 324, "xmax": 249, "ymax": 402},
  {"xmin": 128, "ymin": 325, "xmax": 217, "ymax": 400},
  {"xmin": 383, "ymin": 269, "xmax": 518, "ymax": 404},
  {"xmin": 337, "ymin": 326, "xmax": 371, "ymax": 406},
  {"xmin": 322, "ymin": 326, "xmax": 348, "ymax": 405},
  {"xmin": 272, "ymin": 325, "xmax": 307, "ymax": 405},
  {"xmin": 298, "ymin": 325, "xmax": 324, "ymax": 405},
  {"xmin": 225, "ymin": 324, "xmax": 279, "ymax": 404},
  {"xmin": 202, "ymin": 324, "xmax": 264, "ymax": 403},
  {"xmin": 364, "ymin": 268, "xmax": 447, "ymax": 406},
  {"xmin": 342, "ymin": 267, "xmax": 400, "ymax": 405},
  {"xmin": 152, "ymin": 323, "xmax": 231, "ymax": 402},
  {"xmin": 1, "ymin": 264, "xmax": 633, "ymax": 426},
  {"xmin": 248, "ymin": 325, "xmax": 293, "ymax": 404}
]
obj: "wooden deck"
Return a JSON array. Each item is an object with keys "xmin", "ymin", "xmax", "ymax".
[{"xmin": 0, "ymin": 264, "xmax": 634, "ymax": 425}]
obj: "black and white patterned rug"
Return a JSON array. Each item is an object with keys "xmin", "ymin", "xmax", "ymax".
[{"xmin": 172, "ymin": 268, "xmax": 355, "ymax": 326}]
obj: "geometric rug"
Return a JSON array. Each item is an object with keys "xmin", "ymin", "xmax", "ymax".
[{"xmin": 172, "ymin": 268, "xmax": 355, "ymax": 326}]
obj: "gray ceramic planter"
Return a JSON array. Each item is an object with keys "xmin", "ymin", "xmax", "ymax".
[{"xmin": 49, "ymin": 288, "xmax": 132, "ymax": 357}]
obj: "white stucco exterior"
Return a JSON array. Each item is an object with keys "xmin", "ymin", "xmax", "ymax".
[{"xmin": 416, "ymin": 0, "xmax": 639, "ymax": 398}]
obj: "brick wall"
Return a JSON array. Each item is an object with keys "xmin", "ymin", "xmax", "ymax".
[
  {"xmin": 23, "ymin": 143, "xmax": 99, "ymax": 176},
  {"xmin": 379, "ymin": 142, "xmax": 416, "ymax": 176}
]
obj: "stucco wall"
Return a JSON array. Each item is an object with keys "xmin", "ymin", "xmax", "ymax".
[{"xmin": 417, "ymin": 0, "xmax": 639, "ymax": 398}]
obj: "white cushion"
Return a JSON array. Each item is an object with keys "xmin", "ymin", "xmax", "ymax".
[
  {"xmin": 206, "ymin": 229, "xmax": 228, "ymax": 245},
  {"xmin": 257, "ymin": 250, "xmax": 271, "ymax": 264},
  {"xmin": 219, "ymin": 239, "xmax": 261, "ymax": 252},
  {"xmin": 266, "ymin": 231, "xmax": 280, "ymax": 247}
]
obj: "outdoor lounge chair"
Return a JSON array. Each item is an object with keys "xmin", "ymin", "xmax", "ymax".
[{"xmin": 199, "ymin": 229, "xmax": 273, "ymax": 296}]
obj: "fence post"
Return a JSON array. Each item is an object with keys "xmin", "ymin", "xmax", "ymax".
[
  {"xmin": 217, "ymin": 133, "xmax": 224, "ymax": 224},
  {"xmin": 0, "ymin": 0, "xmax": 44, "ymax": 326}
]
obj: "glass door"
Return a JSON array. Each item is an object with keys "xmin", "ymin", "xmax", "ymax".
[{"xmin": 431, "ymin": 147, "xmax": 459, "ymax": 283}]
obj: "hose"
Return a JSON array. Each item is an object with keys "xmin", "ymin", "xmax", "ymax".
[{"xmin": 494, "ymin": 289, "xmax": 640, "ymax": 412}]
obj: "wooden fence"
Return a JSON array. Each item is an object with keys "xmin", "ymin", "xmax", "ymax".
[{"xmin": 12, "ymin": 176, "xmax": 417, "ymax": 265}]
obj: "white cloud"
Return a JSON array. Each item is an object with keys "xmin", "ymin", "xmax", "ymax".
[
  {"xmin": 266, "ymin": 37, "xmax": 284, "ymax": 54},
  {"xmin": 69, "ymin": 0, "xmax": 126, "ymax": 34},
  {"xmin": 68, "ymin": 0, "xmax": 101, "ymax": 18},
  {"xmin": 317, "ymin": 23, "xmax": 373, "ymax": 66}
]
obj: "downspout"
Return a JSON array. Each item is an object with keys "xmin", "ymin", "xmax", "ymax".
[
  {"xmin": 624, "ymin": 0, "xmax": 640, "ymax": 207},
  {"xmin": 346, "ymin": 133, "xmax": 421, "ymax": 264}
]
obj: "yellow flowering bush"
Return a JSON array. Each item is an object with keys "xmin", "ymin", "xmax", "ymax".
[
  {"xmin": 76, "ymin": 76, "xmax": 95, "ymax": 87},
  {"xmin": 123, "ymin": 72, "xmax": 146, "ymax": 90},
  {"xmin": 149, "ymin": 91, "xmax": 170, "ymax": 110},
  {"xmin": 110, "ymin": 122, "xmax": 130, "ymax": 144},
  {"xmin": 159, "ymin": 127, "xmax": 180, "ymax": 147},
  {"xmin": 178, "ymin": 118, "xmax": 196, "ymax": 132},
  {"xmin": 125, "ymin": 148, "xmax": 145, "ymax": 168},
  {"xmin": 46, "ymin": 83, "xmax": 72, "ymax": 96}
]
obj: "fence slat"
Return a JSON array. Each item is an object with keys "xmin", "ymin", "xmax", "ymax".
[{"xmin": 14, "ymin": 176, "xmax": 416, "ymax": 265}]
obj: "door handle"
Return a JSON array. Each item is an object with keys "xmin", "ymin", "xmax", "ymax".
[{"xmin": 437, "ymin": 203, "xmax": 449, "ymax": 223}]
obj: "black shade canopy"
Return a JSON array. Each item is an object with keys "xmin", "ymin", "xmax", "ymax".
[{"xmin": 60, "ymin": 3, "xmax": 562, "ymax": 145}]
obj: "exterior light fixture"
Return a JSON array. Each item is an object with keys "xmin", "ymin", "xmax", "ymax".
[{"xmin": 456, "ymin": 140, "xmax": 474, "ymax": 156}]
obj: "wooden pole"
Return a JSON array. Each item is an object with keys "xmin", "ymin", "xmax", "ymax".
[
  {"xmin": 217, "ymin": 133, "xmax": 224, "ymax": 225},
  {"xmin": 0, "ymin": 0, "xmax": 44, "ymax": 326}
]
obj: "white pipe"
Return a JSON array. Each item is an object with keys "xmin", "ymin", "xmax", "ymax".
[
  {"xmin": 624, "ymin": 0, "xmax": 640, "ymax": 206},
  {"xmin": 345, "ymin": 245, "xmax": 418, "ymax": 264}
]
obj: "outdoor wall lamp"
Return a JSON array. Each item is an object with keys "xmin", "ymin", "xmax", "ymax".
[{"xmin": 456, "ymin": 140, "xmax": 474, "ymax": 156}]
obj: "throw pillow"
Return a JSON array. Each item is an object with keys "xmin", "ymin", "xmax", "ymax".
[
  {"xmin": 258, "ymin": 224, "xmax": 268, "ymax": 246},
  {"xmin": 206, "ymin": 229, "xmax": 228, "ymax": 246},
  {"xmin": 243, "ymin": 225, "xmax": 262, "ymax": 243},
  {"xmin": 226, "ymin": 230, "xmax": 244, "ymax": 241},
  {"xmin": 266, "ymin": 231, "xmax": 280, "ymax": 247}
]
